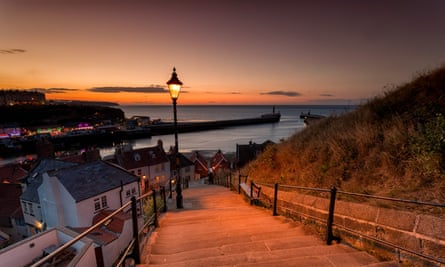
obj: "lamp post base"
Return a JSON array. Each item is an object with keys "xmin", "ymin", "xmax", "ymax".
[{"xmin": 176, "ymin": 194, "xmax": 183, "ymax": 209}]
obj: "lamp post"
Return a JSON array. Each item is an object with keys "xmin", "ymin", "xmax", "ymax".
[{"xmin": 167, "ymin": 67, "xmax": 183, "ymax": 209}]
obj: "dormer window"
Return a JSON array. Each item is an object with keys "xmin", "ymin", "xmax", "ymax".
[{"xmin": 134, "ymin": 153, "xmax": 141, "ymax": 161}]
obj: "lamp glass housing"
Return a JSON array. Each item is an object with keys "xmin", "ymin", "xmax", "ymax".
[{"xmin": 168, "ymin": 83, "xmax": 181, "ymax": 100}]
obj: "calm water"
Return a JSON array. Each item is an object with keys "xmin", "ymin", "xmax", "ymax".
[{"xmin": 99, "ymin": 105, "xmax": 354, "ymax": 158}]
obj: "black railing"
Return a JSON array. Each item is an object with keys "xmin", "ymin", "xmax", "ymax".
[
  {"xmin": 30, "ymin": 186, "xmax": 167, "ymax": 267},
  {"xmin": 250, "ymin": 181, "xmax": 445, "ymax": 265}
]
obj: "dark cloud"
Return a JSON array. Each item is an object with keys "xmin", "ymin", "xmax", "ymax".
[
  {"xmin": 204, "ymin": 91, "xmax": 241, "ymax": 95},
  {"xmin": 44, "ymin": 88, "xmax": 80, "ymax": 94},
  {"xmin": 1, "ymin": 49, "xmax": 26, "ymax": 54},
  {"xmin": 261, "ymin": 91, "xmax": 302, "ymax": 97},
  {"xmin": 320, "ymin": 93, "xmax": 334, "ymax": 97},
  {"xmin": 88, "ymin": 86, "xmax": 167, "ymax": 93}
]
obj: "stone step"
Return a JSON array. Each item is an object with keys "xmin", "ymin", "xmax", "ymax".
[
  {"xmin": 145, "ymin": 245, "xmax": 395, "ymax": 267},
  {"xmin": 154, "ymin": 220, "xmax": 303, "ymax": 241},
  {"xmin": 150, "ymin": 235, "xmax": 321, "ymax": 256},
  {"xmin": 154, "ymin": 227, "xmax": 307, "ymax": 247},
  {"xmin": 141, "ymin": 184, "xmax": 398, "ymax": 267}
]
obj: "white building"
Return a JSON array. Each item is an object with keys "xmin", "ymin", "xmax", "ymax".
[
  {"xmin": 0, "ymin": 227, "xmax": 95, "ymax": 267},
  {"xmin": 20, "ymin": 159, "xmax": 79, "ymax": 235},
  {"xmin": 111, "ymin": 140, "xmax": 171, "ymax": 193},
  {"xmin": 16, "ymin": 159, "xmax": 141, "ymax": 266}
]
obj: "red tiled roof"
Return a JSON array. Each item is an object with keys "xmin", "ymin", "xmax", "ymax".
[
  {"xmin": 71, "ymin": 210, "xmax": 131, "ymax": 245},
  {"xmin": 116, "ymin": 146, "xmax": 169, "ymax": 170},
  {"xmin": 0, "ymin": 164, "xmax": 27, "ymax": 183},
  {"xmin": 93, "ymin": 210, "xmax": 131, "ymax": 234},
  {"xmin": 72, "ymin": 226, "xmax": 117, "ymax": 245},
  {"xmin": 0, "ymin": 183, "xmax": 23, "ymax": 226},
  {"xmin": 211, "ymin": 150, "xmax": 228, "ymax": 169}
]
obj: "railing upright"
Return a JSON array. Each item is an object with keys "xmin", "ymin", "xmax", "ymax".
[
  {"xmin": 273, "ymin": 183, "xmax": 278, "ymax": 216},
  {"xmin": 130, "ymin": 196, "xmax": 141, "ymax": 264},
  {"xmin": 238, "ymin": 175, "xmax": 241, "ymax": 194},
  {"xmin": 152, "ymin": 190, "xmax": 159, "ymax": 227},
  {"xmin": 162, "ymin": 186, "xmax": 167, "ymax": 213},
  {"xmin": 326, "ymin": 186, "xmax": 337, "ymax": 245}
]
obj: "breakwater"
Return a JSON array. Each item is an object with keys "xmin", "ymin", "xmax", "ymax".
[
  {"xmin": 149, "ymin": 113, "xmax": 281, "ymax": 135},
  {"xmin": 1, "ymin": 113, "xmax": 281, "ymax": 157}
]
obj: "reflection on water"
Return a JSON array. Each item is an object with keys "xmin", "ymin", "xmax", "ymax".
[{"xmin": 100, "ymin": 105, "xmax": 353, "ymax": 158}]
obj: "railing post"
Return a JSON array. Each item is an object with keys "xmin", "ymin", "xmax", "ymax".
[
  {"xmin": 326, "ymin": 186, "xmax": 337, "ymax": 245},
  {"xmin": 249, "ymin": 181, "xmax": 254, "ymax": 205},
  {"xmin": 130, "ymin": 196, "xmax": 141, "ymax": 264},
  {"xmin": 273, "ymin": 183, "xmax": 279, "ymax": 216},
  {"xmin": 152, "ymin": 190, "xmax": 159, "ymax": 227},
  {"xmin": 162, "ymin": 186, "xmax": 167, "ymax": 213},
  {"xmin": 238, "ymin": 174, "xmax": 241, "ymax": 194}
]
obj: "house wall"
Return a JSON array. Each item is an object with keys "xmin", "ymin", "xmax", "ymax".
[
  {"xmin": 129, "ymin": 162, "xmax": 170, "ymax": 191},
  {"xmin": 180, "ymin": 165, "xmax": 195, "ymax": 182},
  {"xmin": 0, "ymin": 227, "xmax": 94, "ymax": 267},
  {"xmin": 39, "ymin": 173, "xmax": 77, "ymax": 228},
  {"xmin": 75, "ymin": 181, "xmax": 139, "ymax": 227},
  {"xmin": 101, "ymin": 219, "xmax": 134, "ymax": 267},
  {"xmin": 0, "ymin": 228, "xmax": 58, "ymax": 266},
  {"xmin": 149, "ymin": 163, "xmax": 170, "ymax": 188},
  {"xmin": 21, "ymin": 200, "xmax": 43, "ymax": 234},
  {"xmin": 56, "ymin": 228, "xmax": 96, "ymax": 267}
]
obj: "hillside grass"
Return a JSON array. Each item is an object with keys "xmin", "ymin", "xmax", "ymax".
[{"xmin": 244, "ymin": 66, "xmax": 445, "ymax": 210}]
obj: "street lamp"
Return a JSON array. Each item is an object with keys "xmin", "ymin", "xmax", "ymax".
[{"xmin": 167, "ymin": 67, "xmax": 183, "ymax": 209}]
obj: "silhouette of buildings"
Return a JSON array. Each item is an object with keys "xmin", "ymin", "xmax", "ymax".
[{"xmin": 0, "ymin": 90, "xmax": 45, "ymax": 106}]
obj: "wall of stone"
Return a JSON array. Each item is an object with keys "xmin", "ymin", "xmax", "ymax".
[{"xmin": 255, "ymin": 185, "xmax": 445, "ymax": 266}]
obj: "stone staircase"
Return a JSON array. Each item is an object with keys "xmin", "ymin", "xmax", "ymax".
[{"xmin": 140, "ymin": 184, "xmax": 400, "ymax": 267}]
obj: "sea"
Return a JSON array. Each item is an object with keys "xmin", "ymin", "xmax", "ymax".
[{"xmin": 99, "ymin": 105, "xmax": 355, "ymax": 159}]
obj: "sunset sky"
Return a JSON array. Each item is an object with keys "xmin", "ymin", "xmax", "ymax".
[{"xmin": 1, "ymin": 0, "xmax": 445, "ymax": 105}]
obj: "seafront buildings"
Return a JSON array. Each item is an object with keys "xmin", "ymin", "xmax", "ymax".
[
  {"xmin": 0, "ymin": 138, "xmax": 240, "ymax": 265},
  {"xmin": 0, "ymin": 90, "xmax": 45, "ymax": 106}
]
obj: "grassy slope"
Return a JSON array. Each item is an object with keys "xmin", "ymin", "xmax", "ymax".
[{"xmin": 244, "ymin": 66, "xmax": 445, "ymax": 205}]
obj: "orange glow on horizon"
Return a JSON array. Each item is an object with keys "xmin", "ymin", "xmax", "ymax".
[{"xmin": 45, "ymin": 89, "xmax": 310, "ymax": 105}]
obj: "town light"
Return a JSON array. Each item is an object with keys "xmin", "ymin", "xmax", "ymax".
[{"xmin": 167, "ymin": 67, "xmax": 183, "ymax": 209}]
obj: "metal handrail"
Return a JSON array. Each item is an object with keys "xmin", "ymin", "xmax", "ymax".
[
  {"xmin": 30, "ymin": 199, "xmax": 134, "ymax": 267},
  {"xmin": 30, "ymin": 188, "xmax": 162, "ymax": 267},
  {"xmin": 248, "ymin": 181, "xmax": 445, "ymax": 265},
  {"xmin": 255, "ymin": 181, "xmax": 444, "ymax": 208},
  {"xmin": 333, "ymin": 222, "xmax": 445, "ymax": 264},
  {"xmin": 337, "ymin": 190, "xmax": 445, "ymax": 208}
]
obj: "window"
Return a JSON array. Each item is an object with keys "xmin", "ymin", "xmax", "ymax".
[
  {"xmin": 22, "ymin": 201, "xmax": 28, "ymax": 214},
  {"xmin": 101, "ymin": 196, "xmax": 108, "ymax": 208},
  {"xmin": 131, "ymin": 188, "xmax": 136, "ymax": 195},
  {"xmin": 28, "ymin": 203, "xmax": 34, "ymax": 216},
  {"xmin": 126, "ymin": 190, "xmax": 131, "ymax": 198},
  {"xmin": 161, "ymin": 163, "xmax": 165, "ymax": 171},
  {"xmin": 137, "ymin": 169, "xmax": 142, "ymax": 176},
  {"xmin": 94, "ymin": 198, "xmax": 101, "ymax": 211}
]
